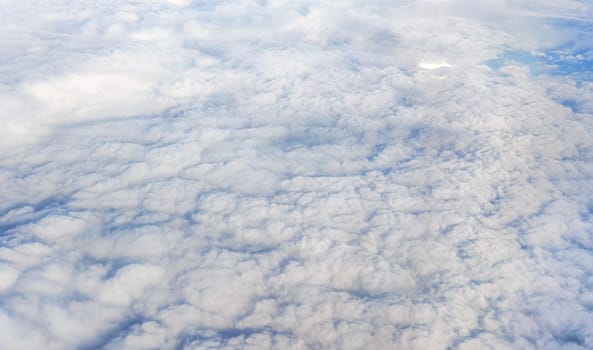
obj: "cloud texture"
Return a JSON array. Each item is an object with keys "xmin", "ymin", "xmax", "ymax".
[{"xmin": 1, "ymin": 0, "xmax": 593, "ymax": 349}]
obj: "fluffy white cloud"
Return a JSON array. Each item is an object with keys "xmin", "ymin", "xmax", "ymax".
[{"xmin": 0, "ymin": 0, "xmax": 592, "ymax": 349}]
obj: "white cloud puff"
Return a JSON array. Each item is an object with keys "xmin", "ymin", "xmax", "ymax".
[{"xmin": 0, "ymin": 0, "xmax": 593, "ymax": 349}]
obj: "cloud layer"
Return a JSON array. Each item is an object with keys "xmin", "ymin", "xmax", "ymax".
[{"xmin": 1, "ymin": 0, "xmax": 593, "ymax": 349}]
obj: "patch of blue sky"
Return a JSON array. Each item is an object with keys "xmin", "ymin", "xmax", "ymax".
[
  {"xmin": 545, "ymin": 48, "xmax": 593, "ymax": 79},
  {"xmin": 484, "ymin": 19, "xmax": 593, "ymax": 81},
  {"xmin": 560, "ymin": 99, "xmax": 580, "ymax": 113},
  {"xmin": 484, "ymin": 48, "xmax": 593, "ymax": 81}
]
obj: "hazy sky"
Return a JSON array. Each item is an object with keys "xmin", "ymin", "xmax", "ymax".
[{"xmin": 1, "ymin": 0, "xmax": 593, "ymax": 349}]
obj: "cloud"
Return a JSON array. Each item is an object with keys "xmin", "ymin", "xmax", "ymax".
[{"xmin": 0, "ymin": 0, "xmax": 593, "ymax": 349}]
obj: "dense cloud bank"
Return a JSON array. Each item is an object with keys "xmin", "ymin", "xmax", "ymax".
[{"xmin": 1, "ymin": 0, "xmax": 593, "ymax": 349}]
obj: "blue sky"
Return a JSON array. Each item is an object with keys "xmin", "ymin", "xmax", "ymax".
[{"xmin": 1, "ymin": 1, "xmax": 593, "ymax": 349}]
